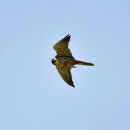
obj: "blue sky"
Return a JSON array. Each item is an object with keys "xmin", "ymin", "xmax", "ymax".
[{"xmin": 0, "ymin": 0, "xmax": 130, "ymax": 130}]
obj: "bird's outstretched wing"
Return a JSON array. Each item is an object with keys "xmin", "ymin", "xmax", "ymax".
[
  {"xmin": 53, "ymin": 34, "xmax": 73, "ymax": 57},
  {"xmin": 56, "ymin": 65, "xmax": 75, "ymax": 87}
]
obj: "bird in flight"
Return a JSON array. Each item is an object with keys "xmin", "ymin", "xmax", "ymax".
[{"xmin": 52, "ymin": 34, "xmax": 94, "ymax": 88}]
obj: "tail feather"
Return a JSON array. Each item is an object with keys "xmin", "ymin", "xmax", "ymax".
[{"xmin": 75, "ymin": 60, "xmax": 94, "ymax": 66}]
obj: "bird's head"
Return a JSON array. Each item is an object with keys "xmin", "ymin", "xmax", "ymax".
[{"xmin": 51, "ymin": 58, "xmax": 56, "ymax": 65}]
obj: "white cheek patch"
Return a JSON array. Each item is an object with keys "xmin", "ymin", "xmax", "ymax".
[
  {"xmin": 53, "ymin": 58, "xmax": 58, "ymax": 65},
  {"xmin": 54, "ymin": 57, "xmax": 56, "ymax": 60}
]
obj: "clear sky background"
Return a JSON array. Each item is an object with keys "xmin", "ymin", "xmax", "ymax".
[{"xmin": 0, "ymin": 0, "xmax": 130, "ymax": 130}]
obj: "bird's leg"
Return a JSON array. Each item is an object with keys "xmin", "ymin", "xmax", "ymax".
[{"xmin": 72, "ymin": 65, "xmax": 77, "ymax": 68}]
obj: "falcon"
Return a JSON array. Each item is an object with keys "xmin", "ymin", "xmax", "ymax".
[{"xmin": 51, "ymin": 34, "xmax": 94, "ymax": 88}]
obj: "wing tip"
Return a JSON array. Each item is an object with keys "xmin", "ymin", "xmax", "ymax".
[
  {"xmin": 71, "ymin": 83, "xmax": 75, "ymax": 88},
  {"xmin": 72, "ymin": 85, "xmax": 75, "ymax": 88},
  {"xmin": 66, "ymin": 34, "xmax": 71, "ymax": 39},
  {"xmin": 68, "ymin": 81, "xmax": 75, "ymax": 88}
]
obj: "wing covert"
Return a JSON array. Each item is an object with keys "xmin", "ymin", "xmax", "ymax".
[
  {"xmin": 56, "ymin": 66, "xmax": 75, "ymax": 87},
  {"xmin": 53, "ymin": 34, "xmax": 73, "ymax": 56}
]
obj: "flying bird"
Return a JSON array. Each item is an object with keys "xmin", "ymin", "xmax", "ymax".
[{"xmin": 52, "ymin": 34, "xmax": 94, "ymax": 87}]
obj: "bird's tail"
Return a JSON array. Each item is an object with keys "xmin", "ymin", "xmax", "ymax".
[{"xmin": 74, "ymin": 60, "xmax": 94, "ymax": 66}]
